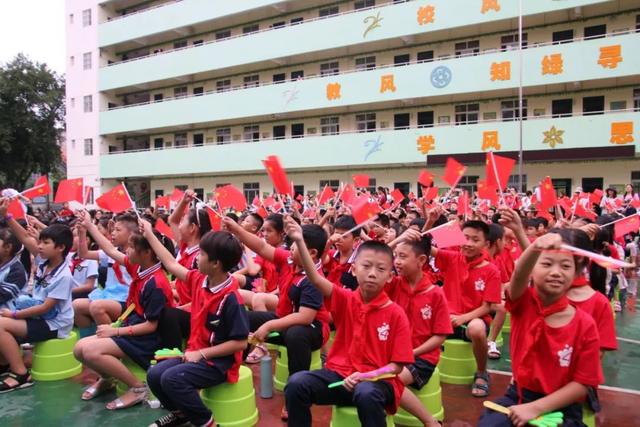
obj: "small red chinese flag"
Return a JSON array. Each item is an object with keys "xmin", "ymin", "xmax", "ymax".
[
  {"xmin": 351, "ymin": 196, "xmax": 381, "ymax": 225},
  {"xmin": 95, "ymin": 184, "xmax": 133, "ymax": 213},
  {"xmin": 390, "ymin": 188, "xmax": 405, "ymax": 205},
  {"xmin": 262, "ymin": 155, "xmax": 292, "ymax": 196},
  {"xmin": 206, "ymin": 208, "xmax": 222, "ymax": 232},
  {"xmin": 214, "ymin": 185, "xmax": 247, "ymax": 211},
  {"xmin": 353, "ymin": 174, "xmax": 370, "ymax": 188},
  {"xmin": 155, "ymin": 196, "xmax": 170, "ymax": 209},
  {"xmin": 256, "ymin": 207, "xmax": 268, "ymax": 218},
  {"xmin": 539, "ymin": 176, "xmax": 557, "ymax": 210},
  {"xmin": 170, "ymin": 188, "xmax": 185, "ymax": 202},
  {"xmin": 442, "ymin": 158, "xmax": 466, "ymax": 187},
  {"xmin": 427, "ymin": 221, "xmax": 466, "ymax": 249},
  {"xmin": 614, "ymin": 214, "xmax": 640, "ymax": 239},
  {"xmin": 574, "ymin": 203, "xmax": 596, "ymax": 221},
  {"xmin": 477, "ymin": 179, "xmax": 498, "ymax": 204},
  {"xmin": 155, "ymin": 218, "xmax": 175, "ymax": 240},
  {"xmin": 263, "ymin": 196, "xmax": 275, "ymax": 208},
  {"xmin": 537, "ymin": 209, "xmax": 553, "ymax": 221},
  {"xmin": 22, "ymin": 176, "xmax": 51, "ymax": 199},
  {"xmin": 54, "ymin": 178, "xmax": 84, "ymax": 203},
  {"xmin": 418, "ymin": 170, "xmax": 434, "ymax": 187},
  {"xmin": 486, "ymin": 153, "xmax": 516, "ymax": 190},
  {"xmin": 317, "ymin": 185, "xmax": 335, "ymax": 205},
  {"xmin": 7, "ymin": 198, "xmax": 26, "ymax": 219},
  {"xmin": 457, "ymin": 191, "xmax": 471, "ymax": 216},
  {"xmin": 340, "ymin": 184, "xmax": 356, "ymax": 205},
  {"xmin": 423, "ymin": 186, "xmax": 439, "ymax": 202}
]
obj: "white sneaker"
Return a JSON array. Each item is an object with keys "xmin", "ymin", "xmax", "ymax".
[{"xmin": 487, "ymin": 341, "xmax": 501, "ymax": 359}]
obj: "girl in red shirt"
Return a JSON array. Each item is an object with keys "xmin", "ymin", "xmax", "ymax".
[{"xmin": 480, "ymin": 221, "xmax": 603, "ymax": 427}]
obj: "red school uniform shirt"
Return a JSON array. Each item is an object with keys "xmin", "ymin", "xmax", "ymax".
[
  {"xmin": 325, "ymin": 248, "xmax": 359, "ymax": 290},
  {"xmin": 254, "ymin": 255, "xmax": 278, "ymax": 293},
  {"xmin": 184, "ymin": 270, "xmax": 250, "ymax": 383},
  {"xmin": 326, "ymin": 286, "xmax": 414, "ymax": 413},
  {"xmin": 385, "ymin": 275, "xmax": 452, "ymax": 365},
  {"xmin": 123, "ymin": 257, "xmax": 175, "ymax": 318},
  {"xmin": 273, "ymin": 247, "xmax": 331, "ymax": 343},
  {"xmin": 175, "ymin": 243, "xmax": 200, "ymax": 305},
  {"xmin": 507, "ymin": 287, "xmax": 603, "ymax": 397},
  {"xmin": 490, "ymin": 253, "xmax": 510, "ymax": 284},
  {"xmin": 571, "ymin": 291, "xmax": 618, "ymax": 351},
  {"xmin": 435, "ymin": 250, "xmax": 501, "ymax": 324}
]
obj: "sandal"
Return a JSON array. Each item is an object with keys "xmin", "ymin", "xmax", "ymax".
[
  {"xmin": 245, "ymin": 343, "xmax": 268, "ymax": 364},
  {"xmin": 471, "ymin": 371, "xmax": 490, "ymax": 398},
  {"xmin": 488, "ymin": 341, "xmax": 501, "ymax": 360},
  {"xmin": 106, "ymin": 384, "xmax": 148, "ymax": 410},
  {"xmin": 82, "ymin": 377, "xmax": 115, "ymax": 401},
  {"xmin": 0, "ymin": 371, "xmax": 34, "ymax": 394}
]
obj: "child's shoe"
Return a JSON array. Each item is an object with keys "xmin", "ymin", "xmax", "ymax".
[
  {"xmin": 487, "ymin": 341, "xmax": 501, "ymax": 359},
  {"xmin": 147, "ymin": 411, "xmax": 189, "ymax": 427},
  {"xmin": 0, "ymin": 371, "xmax": 34, "ymax": 394}
]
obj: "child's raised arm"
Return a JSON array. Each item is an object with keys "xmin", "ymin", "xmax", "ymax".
[
  {"xmin": 80, "ymin": 210, "xmax": 126, "ymax": 264},
  {"xmin": 140, "ymin": 220, "xmax": 189, "ymax": 282},
  {"xmin": 0, "ymin": 198, "xmax": 39, "ymax": 255},
  {"xmin": 498, "ymin": 207, "xmax": 529, "ymax": 251},
  {"xmin": 509, "ymin": 233, "xmax": 562, "ymax": 301},
  {"xmin": 284, "ymin": 215, "xmax": 334, "ymax": 298},
  {"xmin": 223, "ymin": 217, "xmax": 275, "ymax": 262},
  {"xmin": 168, "ymin": 190, "xmax": 195, "ymax": 243}
]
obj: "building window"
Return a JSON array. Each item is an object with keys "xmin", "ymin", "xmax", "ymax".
[
  {"xmin": 273, "ymin": 125, "xmax": 286, "ymax": 140},
  {"xmin": 154, "ymin": 138, "xmax": 164, "ymax": 150},
  {"xmin": 243, "ymin": 24, "xmax": 259, "ymax": 34},
  {"xmin": 633, "ymin": 89, "xmax": 640, "ymax": 111},
  {"xmin": 394, "ymin": 54, "xmax": 410, "ymax": 66},
  {"xmin": 243, "ymin": 125, "xmax": 260, "ymax": 142},
  {"xmin": 631, "ymin": 171, "xmax": 640, "ymax": 193},
  {"xmin": 507, "ymin": 174, "xmax": 527, "ymax": 191},
  {"xmin": 173, "ymin": 40, "xmax": 187, "ymax": 49},
  {"xmin": 552, "ymin": 29, "xmax": 574, "ymax": 44},
  {"xmin": 216, "ymin": 79, "xmax": 231, "ymax": 92},
  {"xmin": 455, "ymin": 103, "xmax": 479, "ymax": 124},
  {"xmin": 552, "ymin": 99, "xmax": 572, "ymax": 118},
  {"xmin": 291, "ymin": 70, "xmax": 304, "ymax": 80},
  {"xmin": 355, "ymin": 56, "xmax": 376, "ymax": 71},
  {"xmin": 500, "ymin": 33, "xmax": 528, "ymax": 51},
  {"xmin": 193, "ymin": 87, "xmax": 204, "ymax": 96},
  {"xmin": 321, "ymin": 117, "xmax": 340, "ymax": 135},
  {"xmin": 84, "ymin": 138, "xmax": 93, "ymax": 155},
  {"xmin": 216, "ymin": 128, "xmax": 231, "ymax": 144},
  {"xmin": 356, "ymin": 113, "xmax": 376, "ymax": 132},
  {"xmin": 319, "ymin": 6, "xmax": 339, "ymax": 17},
  {"xmin": 243, "ymin": 183, "xmax": 260, "ymax": 202},
  {"xmin": 584, "ymin": 24, "xmax": 606, "ymax": 39},
  {"xmin": 193, "ymin": 133, "xmax": 204, "ymax": 147},
  {"xmin": 83, "ymin": 52, "xmax": 92, "ymax": 70},
  {"xmin": 366, "ymin": 178, "xmax": 377, "ymax": 194},
  {"xmin": 290, "ymin": 17, "xmax": 304, "ymax": 25},
  {"xmin": 82, "ymin": 9, "xmax": 91, "ymax": 27},
  {"xmin": 320, "ymin": 61, "xmax": 339, "ymax": 76},
  {"xmin": 273, "ymin": 73, "xmax": 286, "ymax": 84},
  {"xmin": 394, "ymin": 113, "xmax": 410, "ymax": 130},
  {"xmin": 174, "ymin": 133, "xmax": 187, "ymax": 148},
  {"xmin": 320, "ymin": 180, "xmax": 340, "ymax": 191},
  {"xmin": 243, "ymin": 74, "xmax": 259, "ymax": 88},
  {"xmin": 216, "ymin": 30, "xmax": 231, "ymax": 40},
  {"xmin": 83, "ymin": 95, "xmax": 92, "ymax": 113},
  {"xmin": 610, "ymin": 101, "xmax": 626, "ymax": 111},
  {"xmin": 271, "ymin": 21, "xmax": 285, "ymax": 29},
  {"xmin": 174, "ymin": 86, "xmax": 187, "ymax": 99},
  {"xmin": 418, "ymin": 111, "xmax": 434, "ymax": 128},
  {"xmin": 154, "ymin": 93, "xmax": 163, "ymax": 102},
  {"xmin": 458, "ymin": 176, "xmax": 479, "ymax": 192},
  {"xmin": 417, "ymin": 50, "xmax": 434, "ymax": 62},
  {"xmin": 291, "ymin": 123, "xmax": 304, "ymax": 138},
  {"xmin": 354, "ymin": 0, "xmax": 375, "ymax": 10},
  {"xmin": 455, "ymin": 40, "xmax": 480, "ymax": 57},
  {"xmin": 501, "ymin": 99, "xmax": 528, "ymax": 121},
  {"xmin": 192, "ymin": 40, "xmax": 203, "ymax": 46}
]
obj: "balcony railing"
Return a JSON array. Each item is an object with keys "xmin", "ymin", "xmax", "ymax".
[{"xmin": 102, "ymin": 0, "xmax": 183, "ymax": 23}]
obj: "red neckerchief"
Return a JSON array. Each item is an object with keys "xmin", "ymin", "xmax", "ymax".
[
  {"xmin": 112, "ymin": 261, "xmax": 127, "ymax": 284},
  {"xmin": 126, "ymin": 262, "xmax": 163, "ymax": 317},
  {"xmin": 349, "ymin": 290, "xmax": 391, "ymax": 364},
  {"xmin": 570, "ymin": 275, "xmax": 590, "ymax": 288},
  {"xmin": 69, "ymin": 254, "xmax": 83, "ymax": 274},
  {"xmin": 517, "ymin": 290, "xmax": 569, "ymax": 401}
]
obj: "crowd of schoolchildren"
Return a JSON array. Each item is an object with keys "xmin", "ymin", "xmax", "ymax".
[{"xmin": 0, "ymin": 180, "xmax": 638, "ymax": 427}]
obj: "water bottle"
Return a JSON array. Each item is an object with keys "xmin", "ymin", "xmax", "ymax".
[{"xmin": 260, "ymin": 354, "xmax": 273, "ymax": 398}]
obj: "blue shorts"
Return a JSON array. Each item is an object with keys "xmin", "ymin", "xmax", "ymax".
[
  {"xmin": 407, "ymin": 358, "xmax": 436, "ymax": 390},
  {"xmin": 18, "ymin": 319, "xmax": 57, "ymax": 344}
]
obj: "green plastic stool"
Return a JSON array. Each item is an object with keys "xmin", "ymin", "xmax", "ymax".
[
  {"xmin": 583, "ymin": 403, "xmax": 595, "ymax": 427},
  {"xmin": 274, "ymin": 346, "xmax": 322, "ymax": 391},
  {"xmin": 394, "ymin": 366, "xmax": 444, "ymax": 425},
  {"xmin": 330, "ymin": 405, "xmax": 394, "ymax": 427},
  {"xmin": 116, "ymin": 357, "xmax": 154, "ymax": 399},
  {"xmin": 438, "ymin": 339, "xmax": 477, "ymax": 385},
  {"xmin": 503, "ymin": 312, "xmax": 511, "ymax": 333},
  {"xmin": 31, "ymin": 330, "xmax": 82, "ymax": 381},
  {"xmin": 201, "ymin": 365, "xmax": 259, "ymax": 427}
]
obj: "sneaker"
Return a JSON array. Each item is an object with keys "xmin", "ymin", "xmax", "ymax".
[
  {"xmin": 148, "ymin": 411, "xmax": 190, "ymax": 427},
  {"xmin": 487, "ymin": 341, "xmax": 501, "ymax": 360}
]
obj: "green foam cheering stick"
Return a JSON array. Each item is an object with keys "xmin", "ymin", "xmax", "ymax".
[
  {"xmin": 111, "ymin": 303, "xmax": 136, "ymax": 328},
  {"xmin": 328, "ymin": 373, "xmax": 396, "ymax": 389},
  {"xmin": 154, "ymin": 348, "xmax": 184, "ymax": 360},
  {"xmin": 483, "ymin": 401, "xmax": 564, "ymax": 427}
]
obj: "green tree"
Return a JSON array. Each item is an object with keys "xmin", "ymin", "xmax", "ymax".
[{"xmin": 0, "ymin": 54, "xmax": 65, "ymax": 189}]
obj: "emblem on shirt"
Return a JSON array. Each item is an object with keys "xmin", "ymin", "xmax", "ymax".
[
  {"xmin": 557, "ymin": 344, "xmax": 573, "ymax": 367},
  {"xmin": 377, "ymin": 323, "xmax": 390, "ymax": 341},
  {"xmin": 474, "ymin": 279, "xmax": 485, "ymax": 291},
  {"xmin": 420, "ymin": 304, "xmax": 432, "ymax": 320}
]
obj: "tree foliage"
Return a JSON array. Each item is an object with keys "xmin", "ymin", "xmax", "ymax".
[{"xmin": 0, "ymin": 54, "xmax": 65, "ymax": 189}]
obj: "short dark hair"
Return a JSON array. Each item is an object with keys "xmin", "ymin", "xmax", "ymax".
[
  {"xmin": 536, "ymin": 217, "xmax": 549, "ymax": 228},
  {"xmin": 523, "ymin": 219, "xmax": 538, "ymax": 229},
  {"xmin": 462, "ymin": 220, "xmax": 490, "ymax": 240},
  {"xmin": 334, "ymin": 215, "xmax": 358, "ymax": 237},
  {"xmin": 0, "ymin": 228, "xmax": 23, "ymax": 256},
  {"xmin": 39, "ymin": 224, "xmax": 73, "ymax": 257},
  {"xmin": 356, "ymin": 240, "xmax": 394, "ymax": 263},
  {"xmin": 409, "ymin": 217, "xmax": 426, "ymax": 230},
  {"xmin": 375, "ymin": 214, "xmax": 390, "ymax": 228},
  {"xmin": 302, "ymin": 224, "xmax": 328, "ymax": 257},
  {"xmin": 130, "ymin": 231, "xmax": 175, "ymax": 263},
  {"xmin": 487, "ymin": 223, "xmax": 505, "ymax": 244},
  {"xmin": 265, "ymin": 214, "xmax": 284, "ymax": 232},
  {"xmin": 247, "ymin": 213, "xmax": 264, "ymax": 230},
  {"xmin": 114, "ymin": 213, "xmax": 138, "ymax": 233},
  {"xmin": 200, "ymin": 231, "xmax": 243, "ymax": 272},
  {"xmin": 400, "ymin": 234, "xmax": 432, "ymax": 257}
]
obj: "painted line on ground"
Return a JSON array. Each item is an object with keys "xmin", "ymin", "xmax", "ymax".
[
  {"xmin": 617, "ymin": 337, "xmax": 640, "ymax": 345},
  {"xmin": 488, "ymin": 369, "xmax": 640, "ymax": 395}
]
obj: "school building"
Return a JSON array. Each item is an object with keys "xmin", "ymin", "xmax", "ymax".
[{"xmin": 65, "ymin": 0, "xmax": 640, "ymax": 207}]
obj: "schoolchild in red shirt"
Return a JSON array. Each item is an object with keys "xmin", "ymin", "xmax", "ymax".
[
  {"xmin": 284, "ymin": 217, "xmax": 414, "ymax": 427},
  {"xmin": 323, "ymin": 215, "xmax": 359, "ymax": 290},
  {"xmin": 386, "ymin": 231, "xmax": 451, "ymax": 427},
  {"xmin": 487, "ymin": 223, "xmax": 509, "ymax": 360},
  {"xmin": 432, "ymin": 220, "xmax": 501, "ymax": 397},
  {"xmin": 143, "ymin": 225, "xmax": 249, "ymax": 427},
  {"xmin": 480, "ymin": 218, "xmax": 603, "ymax": 426}
]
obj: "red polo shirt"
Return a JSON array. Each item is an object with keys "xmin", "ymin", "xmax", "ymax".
[
  {"xmin": 123, "ymin": 257, "xmax": 174, "ymax": 318},
  {"xmin": 254, "ymin": 255, "xmax": 278, "ymax": 292},
  {"xmin": 185, "ymin": 270, "xmax": 249, "ymax": 384},
  {"xmin": 326, "ymin": 286, "xmax": 414, "ymax": 413},
  {"xmin": 324, "ymin": 248, "xmax": 358, "ymax": 290},
  {"xmin": 385, "ymin": 275, "xmax": 452, "ymax": 365},
  {"xmin": 175, "ymin": 243, "xmax": 200, "ymax": 305},
  {"xmin": 507, "ymin": 288, "xmax": 603, "ymax": 395},
  {"xmin": 571, "ymin": 291, "xmax": 618, "ymax": 351}
]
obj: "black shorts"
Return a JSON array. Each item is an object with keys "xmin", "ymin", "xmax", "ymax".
[
  {"xmin": 18, "ymin": 319, "xmax": 57, "ymax": 344},
  {"xmin": 407, "ymin": 358, "xmax": 436, "ymax": 390},
  {"xmin": 119, "ymin": 301, "xmax": 128, "ymax": 313},
  {"xmin": 450, "ymin": 322, "xmax": 490, "ymax": 342}
]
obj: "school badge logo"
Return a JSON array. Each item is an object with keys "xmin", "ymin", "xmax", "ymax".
[
  {"xmin": 420, "ymin": 304, "xmax": 432, "ymax": 320},
  {"xmin": 377, "ymin": 323, "xmax": 390, "ymax": 341},
  {"xmin": 474, "ymin": 279, "xmax": 485, "ymax": 291},
  {"xmin": 557, "ymin": 344, "xmax": 573, "ymax": 367}
]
